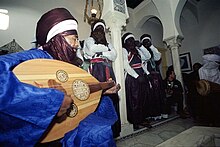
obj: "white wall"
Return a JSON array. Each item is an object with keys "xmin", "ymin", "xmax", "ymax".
[
  {"xmin": 180, "ymin": 0, "xmax": 220, "ymax": 65},
  {"xmin": 0, "ymin": 0, "xmax": 91, "ymax": 49}
]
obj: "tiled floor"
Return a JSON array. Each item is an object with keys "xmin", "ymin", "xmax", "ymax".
[{"xmin": 115, "ymin": 116, "xmax": 195, "ymax": 147}]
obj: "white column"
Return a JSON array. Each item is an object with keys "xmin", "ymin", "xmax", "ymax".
[
  {"xmin": 103, "ymin": 12, "xmax": 128, "ymax": 124},
  {"xmin": 101, "ymin": 0, "xmax": 129, "ymax": 124},
  {"xmin": 111, "ymin": 26, "xmax": 127, "ymax": 124}
]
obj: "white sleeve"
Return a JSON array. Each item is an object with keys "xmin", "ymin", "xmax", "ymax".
[
  {"xmin": 123, "ymin": 48, "xmax": 139, "ymax": 78},
  {"xmin": 83, "ymin": 37, "xmax": 109, "ymax": 59},
  {"xmin": 139, "ymin": 45, "xmax": 151, "ymax": 61},
  {"xmin": 138, "ymin": 46, "xmax": 151, "ymax": 75},
  {"xmin": 102, "ymin": 43, "xmax": 117, "ymax": 61},
  {"xmin": 150, "ymin": 45, "xmax": 161, "ymax": 61},
  {"xmin": 76, "ymin": 48, "xmax": 84, "ymax": 61}
]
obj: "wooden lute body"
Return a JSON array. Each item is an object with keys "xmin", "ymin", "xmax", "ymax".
[{"xmin": 13, "ymin": 59, "xmax": 114, "ymax": 143}]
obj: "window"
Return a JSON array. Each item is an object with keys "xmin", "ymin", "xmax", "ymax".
[{"xmin": 0, "ymin": 9, "xmax": 9, "ymax": 30}]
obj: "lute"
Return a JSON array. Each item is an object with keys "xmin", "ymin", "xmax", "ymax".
[{"xmin": 13, "ymin": 59, "xmax": 115, "ymax": 143}]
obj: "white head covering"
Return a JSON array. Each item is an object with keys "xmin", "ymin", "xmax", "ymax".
[
  {"xmin": 47, "ymin": 19, "xmax": 78, "ymax": 43},
  {"xmin": 123, "ymin": 34, "xmax": 135, "ymax": 43},
  {"xmin": 92, "ymin": 22, "xmax": 105, "ymax": 31},
  {"xmin": 199, "ymin": 54, "xmax": 220, "ymax": 84},
  {"xmin": 203, "ymin": 54, "xmax": 220, "ymax": 63}
]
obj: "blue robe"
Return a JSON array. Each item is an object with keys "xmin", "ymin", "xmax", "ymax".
[{"xmin": 0, "ymin": 49, "xmax": 117, "ymax": 147}]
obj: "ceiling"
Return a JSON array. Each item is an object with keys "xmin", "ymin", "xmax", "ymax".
[
  {"xmin": 126, "ymin": 0, "xmax": 144, "ymax": 9},
  {"xmin": 126, "ymin": 0, "xmax": 202, "ymax": 9}
]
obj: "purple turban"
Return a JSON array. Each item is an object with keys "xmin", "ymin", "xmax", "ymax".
[{"xmin": 36, "ymin": 8, "xmax": 78, "ymax": 46}]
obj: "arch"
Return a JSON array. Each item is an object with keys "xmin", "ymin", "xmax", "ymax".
[
  {"xmin": 174, "ymin": 0, "xmax": 188, "ymax": 37},
  {"xmin": 132, "ymin": 0, "xmax": 160, "ymax": 28},
  {"xmin": 138, "ymin": 16, "xmax": 164, "ymax": 46},
  {"xmin": 136, "ymin": 15, "xmax": 158, "ymax": 28}
]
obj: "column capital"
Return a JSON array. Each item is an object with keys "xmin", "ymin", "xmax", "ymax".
[
  {"xmin": 163, "ymin": 35, "xmax": 184, "ymax": 50},
  {"xmin": 102, "ymin": 11, "xmax": 127, "ymax": 31}
]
